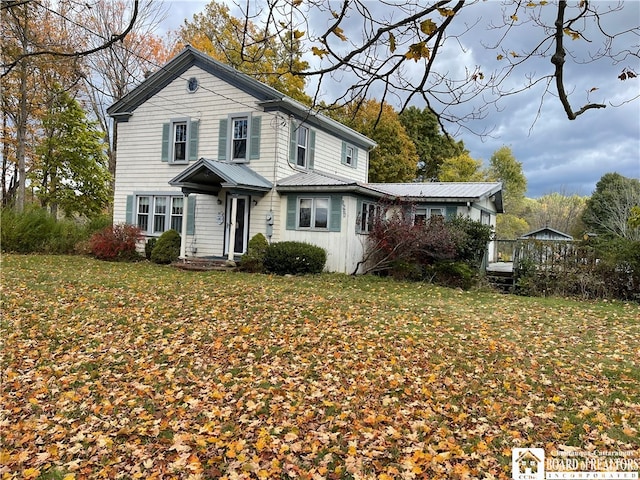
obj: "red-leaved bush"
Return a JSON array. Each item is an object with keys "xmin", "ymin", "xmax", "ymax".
[{"xmin": 89, "ymin": 224, "xmax": 142, "ymax": 261}]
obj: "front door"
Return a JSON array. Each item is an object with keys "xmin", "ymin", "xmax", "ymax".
[{"xmin": 225, "ymin": 195, "xmax": 249, "ymax": 256}]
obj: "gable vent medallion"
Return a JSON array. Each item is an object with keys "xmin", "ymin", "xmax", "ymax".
[{"xmin": 187, "ymin": 77, "xmax": 199, "ymax": 93}]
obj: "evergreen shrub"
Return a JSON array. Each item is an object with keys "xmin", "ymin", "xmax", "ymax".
[
  {"xmin": 240, "ymin": 233, "xmax": 269, "ymax": 272},
  {"xmin": 264, "ymin": 241, "xmax": 326, "ymax": 275},
  {"xmin": 150, "ymin": 229, "xmax": 181, "ymax": 264}
]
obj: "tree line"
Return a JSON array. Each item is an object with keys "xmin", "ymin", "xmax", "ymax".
[{"xmin": 2, "ymin": 0, "xmax": 638, "ymax": 243}]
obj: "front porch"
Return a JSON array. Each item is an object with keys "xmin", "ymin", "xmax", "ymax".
[{"xmin": 169, "ymin": 158, "xmax": 273, "ymax": 261}]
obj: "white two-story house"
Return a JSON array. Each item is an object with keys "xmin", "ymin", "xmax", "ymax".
[{"xmin": 108, "ymin": 46, "xmax": 503, "ymax": 273}]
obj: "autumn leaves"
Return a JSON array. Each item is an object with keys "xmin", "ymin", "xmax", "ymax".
[{"xmin": 1, "ymin": 255, "xmax": 638, "ymax": 479}]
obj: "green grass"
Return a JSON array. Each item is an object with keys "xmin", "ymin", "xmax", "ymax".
[{"xmin": 1, "ymin": 254, "xmax": 639, "ymax": 479}]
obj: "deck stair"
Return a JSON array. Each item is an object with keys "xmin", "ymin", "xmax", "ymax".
[{"xmin": 486, "ymin": 262, "xmax": 515, "ymax": 292}]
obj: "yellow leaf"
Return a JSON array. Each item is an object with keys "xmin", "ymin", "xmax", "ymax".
[
  {"xmin": 333, "ymin": 26, "xmax": 347, "ymax": 41},
  {"xmin": 311, "ymin": 46, "xmax": 328, "ymax": 58},
  {"xmin": 563, "ymin": 28, "xmax": 580, "ymax": 40},
  {"xmin": 62, "ymin": 475, "xmax": 76, "ymax": 480},
  {"xmin": 389, "ymin": 32, "xmax": 396, "ymax": 52},
  {"xmin": 420, "ymin": 19, "xmax": 437, "ymax": 36},
  {"xmin": 405, "ymin": 42, "xmax": 430, "ymax": 61},
  {"xmin": 437, "ymin": 7, "xmax": 455, "ymax": 17},
  {"xmin": 23, "ymin": 469, "xmax": 40, "ymax": 480},
  {"xmin": 511, "ymin": 14, "xmax": 518, "ymax": 21},
  {"xmin": 510, "ymin": 51, "xmax": 520, "ymax": 58},
  {"xmin": 497, "ymin": 54, "xmax": 504, "ymax": 61},
  {"xmin": 293, "ymin": 30, "xmax": 305, "ymax": 39}
]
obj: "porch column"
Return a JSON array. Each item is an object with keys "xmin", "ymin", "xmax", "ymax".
[
  {"xmin": 180, "ymin": 194, "xmax": 189, "ymax": 259},
  {"xmin": 228, "ymin": 195, "xmax": 238, "ymax": 261}
]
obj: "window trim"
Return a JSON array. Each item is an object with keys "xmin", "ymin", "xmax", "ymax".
[
  {"xmin": 297, "ymin": 196, "xmax": 330, "ymax": 230},
  {"xmin": 358, "ymin": 200, "xmax": 381, "ymax": 234},
  {"xmin": 296, "ymin": 125, "xmax": 309, "ymax": 168},
  {"xmin": 136, "ymin": 194, "xmax": 185, "ymax": 236},
  {"xmin": 231, "ymin": 116, "xmax": 249, "ymax": 162},
  {"xmin": 341, "ymin": 141, "xmax": 358, "ymax": 168},
  {"xmin": 289, "ymin": 121, "xmax": 315, "ymax": 170},
  {"xmin": 163, "ymin": 117, "xmax": 198, "ymax": 164}
]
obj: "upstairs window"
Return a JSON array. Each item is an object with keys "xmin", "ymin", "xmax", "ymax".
[
  {"xmin": 297, "ymin": 126, "xmax": 309, "ymax": 167},
  {"xmin": 232, "ymin": 117, "xmax": 248, "ymax": 160},
  {"xmin": 218, "ymin": 115, "xmax": 261, "ymax": 162},
  {"xmin": 173, "ymin": 122, "xmax": 187, "ymax": 162},
  {"xmin": 342, "ymin": 142, "xmax": 358, "ymax": 168},
  {"xmin": 289, "ymin": 121, "xmax": 315, "ymax": 169},
  {"xmin": 161, "ymin": 118, "xmax": 199, "ymax": 164},
  {"xmin": 345, "ymin": 146, "xmax": 354, "ymax": 166}
]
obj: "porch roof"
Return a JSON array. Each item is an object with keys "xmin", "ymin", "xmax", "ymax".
[
  {"xmin": 366, "ymin": 182, "xmax": 504, "ymax": 212},
  {"xmin": 169, "ymin": 158, "xmax": 273, "ymax": 196},
  {"xmin": 277, "ymin": 171, "xmax": 385, "ymax": 197}
]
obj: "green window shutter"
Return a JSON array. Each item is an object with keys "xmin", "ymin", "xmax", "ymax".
[
  {"xmin": 188, "ymin": 120, "xmax": 199, "ymax": 161},
  {"xmin": 329, "ymin": 195, "xmax": 342, "ymax": 232},
  {"xmin": 286, "ymin": 195, "xmax": 297, "ymax": 230},
  {"xmin": 308, "ymin": 130, "xmax": 316, "ymax": 170},
  {"xmin": 218, "ymin": 119, "xmax": 228, "ymax": 160},
  {"xmin": 289, "ymin": 122, "xmax": 297, "ymax": 164},
  {"xmin": 125, "ymin": 195, "xmax": 134, "ymax": 224},
  {"xmin": 446, "ymin": 206, "xmax": 457, "ymax": 220},
  {"xmin": 341, "ymin": 141, "xmax": 347, "ymax": 165},
  {"xmin": 250, "ymin": 116, "xmax": 261, "ymax": 160},
  {"xmin": 161, "ymin": 123, "xmax": 170, "ymax": 162},
  {"xmin": 186, "ymin": 196, "xmax": 196, "ymax": 235}
]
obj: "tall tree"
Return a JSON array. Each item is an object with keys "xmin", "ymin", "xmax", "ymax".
[
  {"xmin": 438, "ymin": 153, "xmax": 485, "ymax": 182},
  {"xmin": 220, "ymin": 1, "xmax": 637, "ymax": 128},
  {"xmin": 1, "ymin": 0, "xmax": 84, "ymax": 210},
  {"xmin": 398, "ymin": 106, "xmax": 466, "ymax": 181},
  {"xmin": 30, "ymin": 87, "xmax": 111, "ymax": 218},
  {"xmin": 582, "ymin": 173, "xmax": 640, "ymax": 240},
  {"xmin": 486, "ymin": 146, "xmax": 527, "ymax": 214},
  {"xmin": 177, "ymin": 0, "xmax": 310, "ymax": 103},
  {"xmin": 485, "ymin": 146, "xmax": 528, "ymax": 240},
  {"xmin": 334, "ymin": 99, "xmax": 418, "ymax": 183},
  {"xmin": 79, "ymin": 0, "xmax": 171, "ymax": 184}
]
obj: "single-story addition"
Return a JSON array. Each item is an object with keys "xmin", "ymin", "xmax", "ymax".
[
  {"xmin": 520, "ymin": 226, "xmax": 574, "ymax": 241},
  {"xmin": 108, "ymin": 45, "xmax": 504, "ymax": 274}
]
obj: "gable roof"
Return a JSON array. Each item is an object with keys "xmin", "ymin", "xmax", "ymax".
[
  {"xmin": 169, "ymin": 158, "xmax": 272, "ymax": 196},
  {"xmin": 107, "ymin": 45, "xmax": 376, "ymax": 149},
  {"xmin": 520, "ymin": 226, "xmax": 573, "ymax": 240}
]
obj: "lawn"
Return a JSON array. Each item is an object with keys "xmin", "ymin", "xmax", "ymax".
[{"xmin": 1, "ymin": 255, "xmax": 638, "ymax": 480}]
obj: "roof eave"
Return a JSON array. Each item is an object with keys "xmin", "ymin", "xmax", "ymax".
[{"xmin": 260, "ymin": 98, "xmax": 377, "ymax": 150}]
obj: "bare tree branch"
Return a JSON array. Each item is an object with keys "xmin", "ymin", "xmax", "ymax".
[{"xmin": 1, "ymin": 0, "xmax": 139, "ymax": 78}]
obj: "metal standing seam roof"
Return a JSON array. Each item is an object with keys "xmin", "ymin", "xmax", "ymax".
[
  {"xmin": 169, "ymin": 158, "xmax": 273, "ymax": 190},
  {"xmin": 366, "ymin": 182, "xmax": 503, "ymax": 199},
  {"xmin": 277, "ymin": 170, "xmax": 360, "ymax": 188}
]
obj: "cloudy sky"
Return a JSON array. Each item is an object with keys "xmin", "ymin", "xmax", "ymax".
[{"xmin": 159, "ymin": 0, "xmax": 639, "ymax": 198}]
